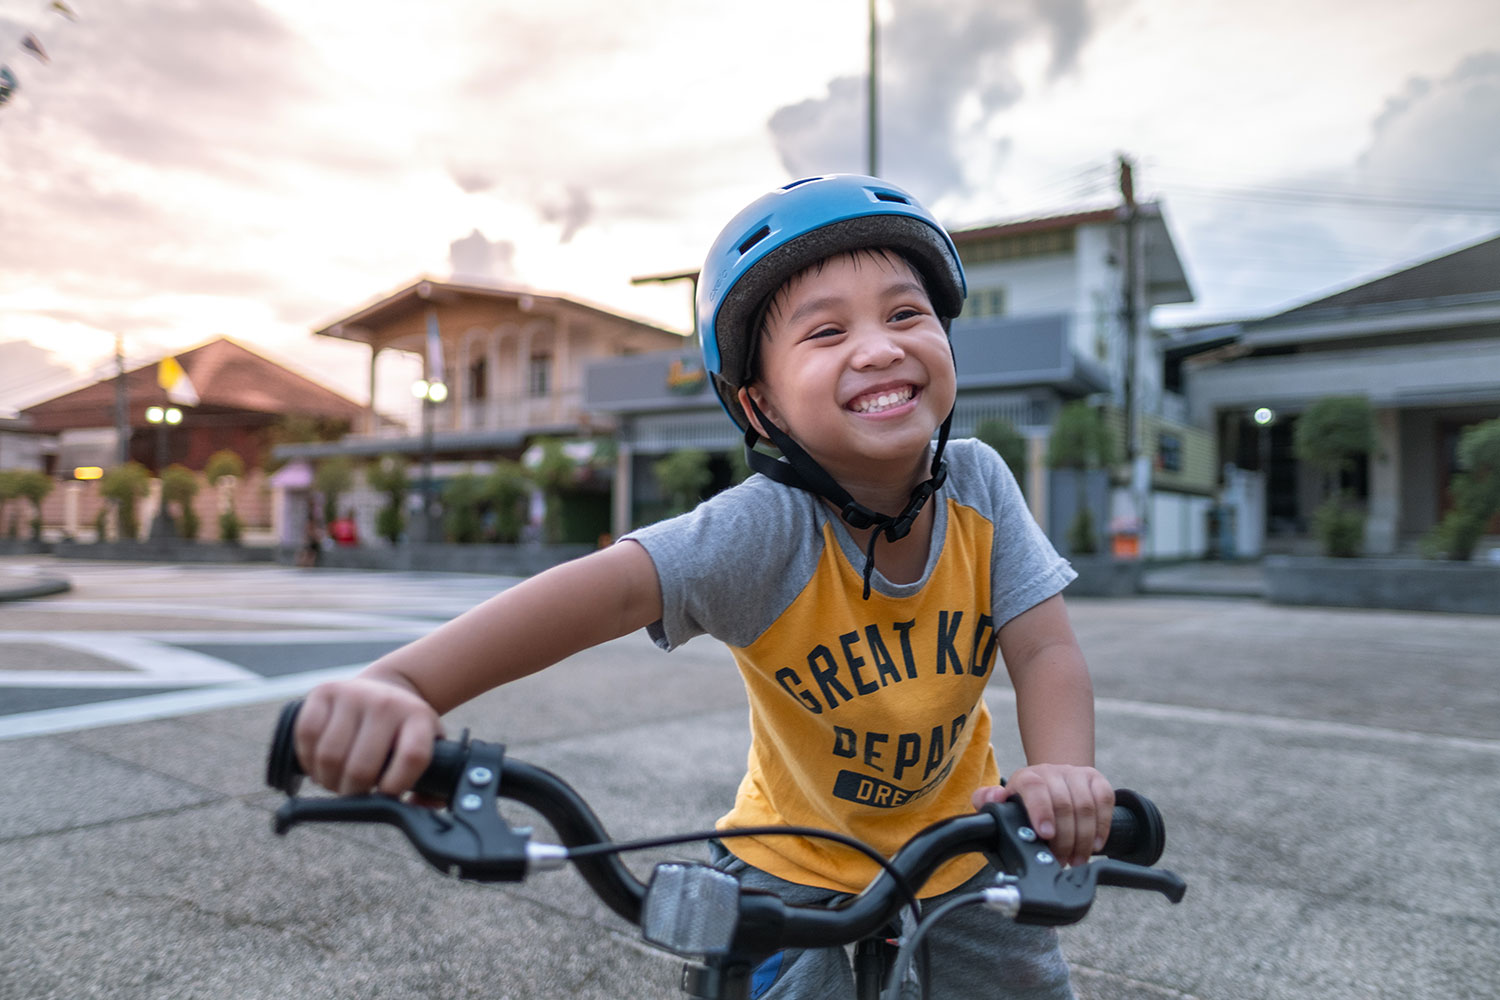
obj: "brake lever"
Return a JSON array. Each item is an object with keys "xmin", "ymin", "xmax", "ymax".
[
  {"xmin": 980, "ymin": 802, "xmax": 1186, "ymax": 926},
  {"xmin": 272, "ymin": 741, "xmax": 538, "ymax": 882}
]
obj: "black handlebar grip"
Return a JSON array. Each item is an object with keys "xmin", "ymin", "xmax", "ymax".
[
  {"xmin": 265, "ymin": 699, "xmax": 471, "ymax": 803},
  {"xmin": 1100, "ymin": 788, "xmax": 1166, "ymax": 867}
]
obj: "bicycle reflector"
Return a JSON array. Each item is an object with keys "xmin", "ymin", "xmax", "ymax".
[{"xmin": 641, "ymin": 863, "xmax": 741, "ymax": 957}]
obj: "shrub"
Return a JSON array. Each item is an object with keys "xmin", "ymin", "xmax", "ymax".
[
  {"xmin": 1293, "ymin": 396, "xmax": 1374, "ymax": 557},
  {"xmin": 160, "ymin": 464, "xmax": 200, "ymax": 540},
  {"xmin": 485, "ymin": 461, "xmax": 531, "ymax": 543},
  {"xmin": 100, "ymin": 463, "xmax": 152, "ymax": 541},
  {"xmin": 1424, "ymin": 418, "xmax": 1500, "ymax": 560},
  {"xmin": 314, "ymin": 456, "xmax": 357, "ymax": 526},
  {"xmin": 367, "ymin": 454, "xmax": 409, "ymax": 544},
  {"xmin": 654, "ymin": 449, "xmax": 712, "ymax": 516},
  {"xmin": 1312, "ymin": 494, "xmax": 1364, "ymax": 558},
  {"xmin": 1067, "ymin": 505, "xmax": 1098, "ymax": 555},
  {"xmin": 976, "ymin": 418, "xmax": 1028, "ymax": 496},
  {"xmin": 218, "ymin": 510, "xmax": 243, "ymax": 544},
  {"xmin": 441, "ymin": 473, "xmax": 487, "ymax": 544},
  {"xmin": 13, "ymin": 469, "xmax": 54, "ymax": 541}
]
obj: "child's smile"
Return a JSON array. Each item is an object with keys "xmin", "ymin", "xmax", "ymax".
[{"xmin": 740, "ymin": 249, "xmax": 957, "ymax": 496}]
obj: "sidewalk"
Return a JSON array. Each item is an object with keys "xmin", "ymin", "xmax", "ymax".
[
  {"xmin": 1, "ymin": 555, "xmax": 1271, "ymax": 604},
  {"xmin": 1138, "ymin": 559, "xmax": 1267, "ymax": 599}
]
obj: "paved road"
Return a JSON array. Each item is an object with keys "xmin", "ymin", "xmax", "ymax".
[{"xmin": 2, "ymin": 556, "xmax": 1497, "ymax": 999}]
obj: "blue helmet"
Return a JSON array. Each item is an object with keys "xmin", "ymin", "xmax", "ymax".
[{"xmin": 696, "ymin": 174, "xmax": 967, "ymax": 431}]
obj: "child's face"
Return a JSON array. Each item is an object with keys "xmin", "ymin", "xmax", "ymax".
[{"xmin": 738, "ymin": 249, "xmax": 956, "ymax": 485}]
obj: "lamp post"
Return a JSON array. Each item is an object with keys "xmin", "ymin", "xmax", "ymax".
[
  {"xmin": 411, "ymin": 378, "xmax": 448, "ymax": 543},
  {"xmin": 145, "ymin": 404, "xmax": 182, "ymax": 540}
]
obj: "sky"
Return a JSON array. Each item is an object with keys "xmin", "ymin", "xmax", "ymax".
[{"xmin": 2, "ymin": 0, "xmax": 1499, "ymax": 425}]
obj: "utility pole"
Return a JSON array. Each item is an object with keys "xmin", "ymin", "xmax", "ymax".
[
  {"xmin": 1119, "ymin": 155, "xmax": 1137, "ymax": 468},
  {"xmin": 114, "ymin": 334, "xmax": 129, "ymax": 465},
  {"xmin": 1118, "ymin": 153, "xmax": 1148, "ymax": 557},
  {"xmin": 867, "ymin": 0, "xmax": 879, "ymax": 176}
]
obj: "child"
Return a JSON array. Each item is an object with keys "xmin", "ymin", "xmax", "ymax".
[{"xmin": 294, "ymin": 175, "xmax": 1111, "ymax": 999}]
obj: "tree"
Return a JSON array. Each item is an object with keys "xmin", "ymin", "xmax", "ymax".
[
  {"xmin": 100, "ymin": 463, "xmax": 151, "ymax": 541},
  {"xmin": 314, "ymin": 456, "xmax": 356, "ymax": 526},
  {"xmin": 441, "ymin": 473, "xmax": 487, "ymax": 544},
  {"xmin": 530, "ymin": 438, "xmax": 577, "ymax": 543},
  {"xmin": 976, "ymin": 418, "xmax": 1028, "ymax": 497},
  {"xmin": 1426, "ymin": 418, "xmax": 1500, "ymax": 560},
  {"xmin": 204, "ymin": 449, "xmax": 246, "ymax": 543},
  {"xmin": 484, "ymin": 460, "xmax": 531, "ymax": 544},
  {"xmin": 1293, "ymin": 396, "xmax": 1375, "ymax": 557},
  {"xmin": 13, "ymin": 469, "xmax": 53, "ymax": 541},
  {"xmin": 0, "ymin": 469, "xmax": 21, "ymax": 539},
  {"xmin": 654, "ymin": 448, "xmax": 712, "ymax": 516},
  {"xmin": 1047, "ymin": 402, "xmax": 1113, "ymax": 555},
  {"xmin": 367, "ymin": 454, "xmax": 409, "ymax": 544},
  {"xmin": 160, "ymin": 464, "xmax": 201, "ymax": 540}
]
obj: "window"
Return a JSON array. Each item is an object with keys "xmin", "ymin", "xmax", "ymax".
[
  {"xmin": 468, "ymin": 358, "xmax": 487, "ymax": 401},
  {"xmin": 1156, "ymin": 431, "xmax": 1182, "ymax": 472},
  {"xmin": 966, "ymin": 288, "xmax": 1006, "ymax": 319},
  {"xmin": 528, "ymin": 354, "xmax": 552, "ymax": 397}
]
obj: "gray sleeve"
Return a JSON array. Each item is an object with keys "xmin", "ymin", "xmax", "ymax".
[
  {"xmin": 948, "ymin": 439, "xmax": 1076, "ymax": 627},
  {"xmin": 622, "ymin": 477, "xmax": 819, "ymax": 651}
]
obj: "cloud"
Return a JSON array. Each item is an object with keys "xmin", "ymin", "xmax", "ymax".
[
  {"xmin": 1358, "ymin": 50, "xmax": 1500, "ymax": 197},
  {"xmin": 448, "ymin": 230, "xmax": 518, "ymax": 284},
  {"xmin": 767, "ymin": 0, "xmax": 1097, "ymax": 202},
  {"xmin": 539, "ymin": 185, "xmax": 594, "ymax": 243},
  {"xmin": 0, "ymin": 339, "xmax": 89, "ymax": 414}
]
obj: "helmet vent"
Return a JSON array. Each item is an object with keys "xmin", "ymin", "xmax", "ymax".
[
  {"xmin": 873, "ymin": 190, "xmax": 910, "ymax": 204},
  {"xmin": 737, "ymin": 225, "xmax": 771, "ymax": 256}
]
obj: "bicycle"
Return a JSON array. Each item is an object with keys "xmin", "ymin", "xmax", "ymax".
[{"xmin": 266, "ymin": 700, "xmax": 1186, "ymax": 1000}]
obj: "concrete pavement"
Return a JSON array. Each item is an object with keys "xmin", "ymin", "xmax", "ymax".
[{"xmin": 2, "ymin": 557, "xmax": 1497, "ymax": 999}]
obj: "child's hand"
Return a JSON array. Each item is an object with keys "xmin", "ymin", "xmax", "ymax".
[
  {"xmin": 293, "ymin": 677, "xmax": 443, "ymax": 798},
  {"xmin": 972, "ymin": 764, "xmax": 1114, "ymax": 869}
]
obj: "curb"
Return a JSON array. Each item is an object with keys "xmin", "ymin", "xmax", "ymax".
[{"xmin": 0, "ymin": 575, "xmax": 72, "ymax": 603}]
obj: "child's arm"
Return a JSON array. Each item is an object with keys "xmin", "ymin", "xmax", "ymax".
[
  {"xmin": 294, "ymin": 539, "xmax": 662, "ymax": 797},
  {"xmin": 972, "ymin": 593, "xmax": 1113, "ymax": 869}
]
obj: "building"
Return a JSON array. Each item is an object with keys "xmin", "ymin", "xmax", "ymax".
[
  {"xmin": 276, "ymin": 277, "xmax": 688, "ymax": 544},
  {"xmin": 20, "ymin": 336, "xmax": 363, "ymax": 476},
  {"xmin": 17, "ymin": 336, "xmax": 365, "ymax": 541},
  {"xmin": 586, "ymin": 190, "xmax": 1214, "ymax": 556},
  {"xmin": 1177, "ymin": 230, "xmax": 1500, "ymax": 555}
]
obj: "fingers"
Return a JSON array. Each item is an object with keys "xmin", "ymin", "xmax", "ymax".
[
  {"xmin": 1001, "ymin": 765, "xmax": 1114, "ymax": 867},
  {"xmin": 292, "ymin": 678, "xmax": 439, "ymax": 797}
]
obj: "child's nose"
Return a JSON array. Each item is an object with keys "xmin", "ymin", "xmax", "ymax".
[{"xmin": 850, "ymin": 324, "xmax": 905, "ymax": 368}]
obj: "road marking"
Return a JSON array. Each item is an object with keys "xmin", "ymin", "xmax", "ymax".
[
  {"xmin": 0, "ymin": 664, "xmax": 368, "ymax": 740},
  {"xmin": 987, "ymin": 689, "xmax": 1500, "ymax": 755}
]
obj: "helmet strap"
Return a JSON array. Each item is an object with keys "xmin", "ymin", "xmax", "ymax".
[{"xmin": 742, "ymin": 394, "xmax": 951, "ymax": 599}]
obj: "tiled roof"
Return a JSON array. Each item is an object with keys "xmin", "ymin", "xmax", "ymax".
[{"xmin": 20, "ymin": 337, "xmax": 363, "ymax": 433}]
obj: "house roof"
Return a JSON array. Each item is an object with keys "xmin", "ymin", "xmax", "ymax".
[
  {"xmin": 628, "ymin": 201, "xmax": 1194, "ymax": 310},
  {"xmin": 313, "ymin": 277, "xmax": 683, "ymax": 345},
  {"xmin": 1270, "ymin": 231, "xmax": 1500, "ymax": 320},
  {"xmin": 19, "ymin": 336, "xmax": 364, "ymax": 433}
]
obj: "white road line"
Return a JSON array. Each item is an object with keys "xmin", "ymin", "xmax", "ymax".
[
  {"xmin": 0, "ymin": 664, "xmax": 370, "ymax": 740},
  {"xmin": 0, "ymin": 629, "xmax": 428, "ymax": 644},
  {"xmin": 986, "ymin": 689, "xmax": 1500, "ymax": 755},
  {"xmin": 4, "ymin": 600, "xmax": 446, "ymax": 631}
]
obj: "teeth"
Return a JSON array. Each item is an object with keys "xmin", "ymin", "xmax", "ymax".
[{"xmin": 851, "ymin": 387, "xmax": 914, "ymax": 413}]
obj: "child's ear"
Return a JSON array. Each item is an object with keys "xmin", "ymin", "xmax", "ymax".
[{"xmin": 738, "ymin": 385, "xmax": 778, "ymax": 437}]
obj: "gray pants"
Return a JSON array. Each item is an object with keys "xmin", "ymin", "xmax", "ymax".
[{"xmin": 711, "ymin": 845, "xmax": 1076, "ymax": 1000}]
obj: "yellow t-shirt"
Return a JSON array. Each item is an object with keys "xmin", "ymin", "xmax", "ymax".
[{"xmin": 627, "ymin": 439, "xmax": 1074, "ymax": 897}]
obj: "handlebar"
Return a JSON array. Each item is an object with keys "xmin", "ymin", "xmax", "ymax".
[{"xmin": 267, "ymin": 699, "xmax": 1184, "ymax": 958}]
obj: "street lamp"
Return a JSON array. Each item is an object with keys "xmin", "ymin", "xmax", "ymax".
[
  {"xmin": 145, "ymin": 405, "xmax": 182, "ymax": 539},
  {"xmin": 411, "ymin": 379, "xmax": 447, "ymax": 543},
  {"xmin": 1253, "ymin": 406, "xmax": 1276, "ymax": 472}
]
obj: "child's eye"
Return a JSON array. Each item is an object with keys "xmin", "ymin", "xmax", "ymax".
[
  {"xmin": 889, "ymin": 307, "xmax": 924, "ymax": 323},
  {"xmin": 806, "ymin": 326, "xmax": 842, "ymax": 340}
]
